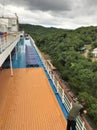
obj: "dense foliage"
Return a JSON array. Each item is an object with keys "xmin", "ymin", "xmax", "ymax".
[{"xmin": 19, "ymin": 24, "xmax": 97, "ymax": 125}]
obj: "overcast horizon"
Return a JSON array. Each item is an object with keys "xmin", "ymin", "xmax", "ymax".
[{"xmin": 0, "ymin": 0, "xmax": 97, "ymax": 29}]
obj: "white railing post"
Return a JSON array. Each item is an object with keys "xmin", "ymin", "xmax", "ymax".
[
  {"xmin": 82, "ymin": 121, "xmax": 85, "ymax": 130},
  {"xmin": 70, "ymin": 102, "xmax": 72, "ymax": 111},
  {"xmin": 62, "ymin": 89, "xmax": 65, "ymax": 103},
  {"xmin": 49, "ymin": 71, "xmax": 52, "ymax": 79},
  {"xmin": 52, "ymin": 75, "xmax": 55, "ymax": 85},
  {"xmin": 56, "ymin": 82, "xmax": 59, "ymax": 93}
]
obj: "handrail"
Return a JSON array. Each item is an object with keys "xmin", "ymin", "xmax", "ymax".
[
  {"xmin": 46, "ymin": 60, "xmax": 92, "ymax": 130},
  {"xmin": 82, "ymin": 116, "xmax": 92, "ymax": 130},
  {"xmin": 30, "ymin": 36, "xmax": 93, "ymax": 130},
  {"xmin": 0, "ymin": 33, "xmax": 20, "ymax": 54}
]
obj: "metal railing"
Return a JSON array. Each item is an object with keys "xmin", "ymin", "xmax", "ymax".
[
  {"xmin": 0, "ymin": 33, "xmax": 19, "ymax": 54},
  {"xmin": 30, "ymin": 36, "xmax": 92, "ymax": 130}
]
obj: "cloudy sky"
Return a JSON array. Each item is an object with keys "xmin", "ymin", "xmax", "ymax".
[{"xmin": 0, "ymin": 0, "xmax": 97, "ymax": 29}]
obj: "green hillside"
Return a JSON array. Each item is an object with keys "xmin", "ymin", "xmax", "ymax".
[{"xmin": 19, "ymin": 24, "xmax": 97, "ymax": 126}]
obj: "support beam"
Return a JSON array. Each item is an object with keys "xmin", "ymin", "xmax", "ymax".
[
  {"xmin": 15, "ymin": 46, "xmax": 17, "ymax": 60},
  {"xmin": 10, "ymin": 53, "xmax": 13, "ymax": 76}
]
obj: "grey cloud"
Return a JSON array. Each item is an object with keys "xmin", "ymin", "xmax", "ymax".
[
  {"xmin": 1, "ymin": 0, "xmax": 72, "ymax": 11},
  {"xmin": 86, "ymin": 0, "xmax": 97, "ymax": 6},
  {"xmin": 1, "ymin": 0, "xmax": 97, "ymax": 29},
  {"xmin": 28, "ymin": 0, "xmax": 71, "ymax": 11}
]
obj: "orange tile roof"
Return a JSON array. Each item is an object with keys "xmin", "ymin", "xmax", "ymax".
[{"xmin": 0, "ymin": 68, "xmax": 66, "ymax": 130}]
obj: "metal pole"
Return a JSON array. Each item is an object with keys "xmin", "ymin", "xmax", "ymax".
[
  {"xmin": 15, "ymin": 46, "xmax": 17, "ymax": 60},
  {"xmin": 10, "ymin": 53, "xmax": 13, "ymax": 76}
]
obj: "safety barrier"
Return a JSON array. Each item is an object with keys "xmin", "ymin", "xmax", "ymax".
[
  {"xmin": 0, "ymin": 33, "xmax": 19, "ymax": 54},
  {"xmin": 30, "ymin": 36, "xmax": 92, "ymax": 130}
]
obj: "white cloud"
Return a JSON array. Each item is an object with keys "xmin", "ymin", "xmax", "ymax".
[{"xmin": 0, "ymin": 0, "xmax": 97, "ymax": 29}]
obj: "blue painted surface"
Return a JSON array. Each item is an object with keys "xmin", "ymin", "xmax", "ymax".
[
  {"xmin": 12, "ymin": 38, "xmax": 68, "ymax": 119},
  {"xmin": 13, "ymin": 39, "xmax": 26, "ymax": 68},
  {"xmin": 12, "ymin": 39, "xmax": 43, "ymax": 68}
]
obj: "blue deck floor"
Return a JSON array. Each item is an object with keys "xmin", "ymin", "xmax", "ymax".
[
  {"xmin": 12, "ymin": 39, "xmax": 26, "ymax": 68},
  {"xmin": 12, "ymin": 39, "xmax": 43, "ymax": 68},
  {"xmin": 12, "ymin": 38, "xmax": 68, "ymax": 119}
]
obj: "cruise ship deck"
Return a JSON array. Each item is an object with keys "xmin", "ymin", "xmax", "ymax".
[
  {"xmin": 0, "ymin": 36, "xmax": 67, "ymax": 130},
  {"xmin": 0, "ymin": 34, "xmax": 92, "ymax": 130},
  {"xmin": 0, "ymin": 68, "xmax": 66, "ymax": 130}
]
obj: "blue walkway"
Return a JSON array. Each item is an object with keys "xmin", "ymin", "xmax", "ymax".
[
  {"xmin": 13, "ymin": 39, "xmax": 43, "ymax": 68},
  {"xmin": 12, "ymin": 38, "xmax": 68, "ymax": 119}
]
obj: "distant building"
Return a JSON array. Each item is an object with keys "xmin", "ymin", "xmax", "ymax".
[
  {"xmin": 8, "ymin": 17, "xmax": 19, "ymax": 32},
  {"xmin": 0, "ymin": 24, "xmax": 8, "ymax": 32},
  {"xmin": 0, "ymin": 14, "xmax": 19, "ymax": 33},
  {"xmin": 0, "ymin": 19, "xmax": 8, "ymax": 32},
  {"xmin": 92, "ymin": 48, "xmax": 97, "ymax": 57},
  {"xmin": 79, "ymin": 46, "xmax": 86, "ymax": 53}
]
